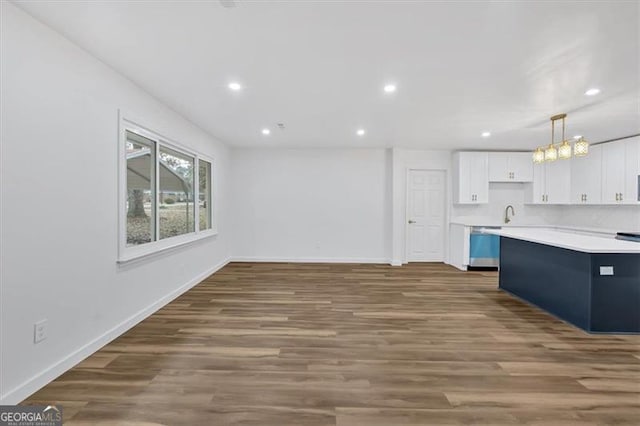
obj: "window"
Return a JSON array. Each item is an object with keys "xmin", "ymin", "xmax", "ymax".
[
  {"xmin": 120, "ymin": 116, "xmax": 215, "ymax": 262},
  {"xmin": 159, "ymin": 146, "xmax": 195, "ymax": 239},
  {"xmin": 125, "ymin": 131, "xmax": 156, "ymax": 246}
]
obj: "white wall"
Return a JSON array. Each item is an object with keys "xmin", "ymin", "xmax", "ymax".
[
  {"xmin": 231, "ymin": 148, "xmax": 391, "ymax": 262},
  {"xmin": 0, "ymin": 3, "xmax": 231, "ymax": 404}
]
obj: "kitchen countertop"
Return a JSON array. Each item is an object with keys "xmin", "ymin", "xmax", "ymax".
[
  {"xmin": 449, "ymin": 221, "xmax": 621, "ymax": 236},
  {"xmin": 482, "ymin": 227, "xmax": 640, "ymax": 254}
]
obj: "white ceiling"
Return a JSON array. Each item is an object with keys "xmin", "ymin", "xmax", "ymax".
[{"xmin": 14, "ymin": 0, "xmax": 640, "ymax": 150}]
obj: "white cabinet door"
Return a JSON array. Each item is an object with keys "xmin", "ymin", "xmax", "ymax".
[
  {"xmin": 453, "ymin": 152, "xmax": 488, "ymax": 204},
  {"xmin": 510, "ymin": 152, "xmax": 534, "ymax": 182},
  {"xmin": 488, "ymin": 152, "xmax": 533, "ymax": 182},
  {"xmin": 471, "ymin": 152, "xmax": 489, "ymax": 203},
  {"xmin": 545, "ymin": 160, "xmax": 571, "ymax": 204},
  {"xmin": 454, "ymin": 153, "xmax": 472, "ymax": 203},
  {"xmin": 570, "ymin": 144, "xmax": 602, "ymax": 204},
  {"xmin": 602, "ymin": 142, "xmax": 626, "ymax": 204},
  {"xmin": 529, "ymin": 163, "xmax": 546, "ymax": 204},
  {"xmin": 623, "ymin": 137, "xmax": 640, "ymax": 204},
  {"xmin": 448, "ymin": 224, "xmax": 470, "ymax": 271},
  {"xmin": 488, "ymin": 152, "xmax": 509, "ymax": 182}
]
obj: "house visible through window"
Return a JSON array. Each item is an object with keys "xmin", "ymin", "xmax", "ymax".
[{"xmin": 122, "ymin": 121, "xmax": 215, "ymax": 260}]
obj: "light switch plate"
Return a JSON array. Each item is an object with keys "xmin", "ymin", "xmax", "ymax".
[{"xmin": 599, "ymin": 266, "xmax": 614, "ymax": 276}]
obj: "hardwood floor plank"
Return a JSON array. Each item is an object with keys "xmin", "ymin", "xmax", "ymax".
[{"xmin": 22, "ymin": 262, "xmax": 640, "ymax": 425}]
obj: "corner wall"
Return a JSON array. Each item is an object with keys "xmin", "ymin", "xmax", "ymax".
[{"xmin": 0, "ymin": 3, "xmax": 232, "ymax": 404}]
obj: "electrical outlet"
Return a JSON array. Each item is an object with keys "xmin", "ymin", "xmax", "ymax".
[
  {"xmin": 34, "ymin": 320, "xmax": 48, "ymax": 343},
  {"xmin": 599, "ymin": 266, "xmax": 614, "ymax": 276}
]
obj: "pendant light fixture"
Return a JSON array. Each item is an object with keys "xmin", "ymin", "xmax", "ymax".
[{"xmin": 532, "ymin": 113, "xmax": 589, "ymax": 163}]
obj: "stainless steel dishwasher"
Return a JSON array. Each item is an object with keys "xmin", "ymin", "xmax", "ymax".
[{"xmin": 469, "ymin": 227, "xmax": 500, "ymax": 268}]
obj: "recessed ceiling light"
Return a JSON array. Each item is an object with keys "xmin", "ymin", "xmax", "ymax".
[
  {"xmin": 481, "ymin": 131, "xmax": 491, "ymax": 138},
  {"xmin": 573, "ymin": 135, "xmax": 582, "ymax": 139},
  {"xmin": 585, "ymin": 88, "xmax": 600, "ymax": 96},
  {"xmin": 383, "ymin": 84, "xmax": 397, "ymax": 93},
  {"xmin": 261, "ymin": 128, "xmax": 270, "ymax": 135},
  {"xmin": 357, "ymin": 129, "xmax": 366, "ymax": 136},
  {"xmin": 228, "ymin": 82, "xmax": 242, "ymax": 91}
]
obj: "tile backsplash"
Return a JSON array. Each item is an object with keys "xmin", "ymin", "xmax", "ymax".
[
  {"xmin": 451, "ymin": 183, "xmax": 640, "ymax": 231},
  {"xmin": 451, "ymin": 183, "xmax": 562, "ymax": 225},
  {"xmin": 558, "ymin": 205, "xmax": 640, "ymax": 231}
]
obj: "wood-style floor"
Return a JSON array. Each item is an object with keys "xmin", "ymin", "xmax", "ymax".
[{"xmin": 25, "ymin": 263, "xmax": 640, "ymax": 425}]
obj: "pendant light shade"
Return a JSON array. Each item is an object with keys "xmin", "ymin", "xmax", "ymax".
[
  {"xmin": 533, "ymin": 148, "xmax": 545, "ymax": 164},
  {"xmin": 574, "ymin": 137, "xmax": 589, "ymax": 156},
  {"xmin": 544, "ymin": 144, "xmax": 558, "ymax": 161},
  {"xmin": 558, "ymin": 140, "xmax": 572, "ymax": 160}
]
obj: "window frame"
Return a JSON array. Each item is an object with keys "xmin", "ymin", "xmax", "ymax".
[{"xmin": 118, "ymin": 111, "xmax": 217, "ymax": 263}]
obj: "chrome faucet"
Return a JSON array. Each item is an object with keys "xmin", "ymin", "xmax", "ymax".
[{"xmin": 504, "ymin": 205, "xmax": 515, "ymax": 224}]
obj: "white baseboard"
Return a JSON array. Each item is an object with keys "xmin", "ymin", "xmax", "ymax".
[
  {"xmin": 0, "ymin": 257, "xmax": 231, "ymax": 405},
  {"xmin": 446, "ymin": 261, "xmax": 468, "ymax": 271},
  {"xmin": 232, "ymin": 256, "xmax": 392, "ymax": 264}
]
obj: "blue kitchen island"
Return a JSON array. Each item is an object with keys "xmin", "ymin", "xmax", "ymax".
[{"xmin": 484, "ymin": 228, "xmax": 640, "ymax": 334}]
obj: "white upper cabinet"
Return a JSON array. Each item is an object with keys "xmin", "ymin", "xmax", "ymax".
[
  {"xmin": 602, "ymin": 137, "xmax": 640, "ymax": 204},
  {"xmin": 570, "ymin": 144, "xmax": 602, "ymax": 204},
  {"xmin": 453, "ymin": 152, "xmax": 489, "ymax": 204},
  {"xmin": 456, "ymin": 140, "xmax": 638, "ymax": 206},
  {"xmin": 488, "ymin": 152, "xmax": 533, "ymax": 182},
  {"xmin": 527, "ymin": 160, "xmax": 571, "ymax": 204}
]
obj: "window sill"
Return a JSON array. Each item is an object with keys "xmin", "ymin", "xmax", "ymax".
[{"xmin": 117, "ymin": 229, "xmax": 218, "ymax": 264}]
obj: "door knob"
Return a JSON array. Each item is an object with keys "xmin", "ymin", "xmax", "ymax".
[{"xmin": 408, "ymin": 220, "xmax": 416, "ymax": 224}]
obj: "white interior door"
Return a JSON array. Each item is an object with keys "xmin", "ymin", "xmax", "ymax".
[{"xmin": 406, "ymin": 169, "xmax": 446, "ymax": 262}]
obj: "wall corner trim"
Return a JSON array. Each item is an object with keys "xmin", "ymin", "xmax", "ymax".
[{"xmin": 0, "ymin": 257, "xmax": 232, "ymax": 405}]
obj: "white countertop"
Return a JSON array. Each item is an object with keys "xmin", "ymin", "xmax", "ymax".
[
  {"xmin": 482, "ymin": 227, "xmax": 640, "ymax": 254},
  {"xmin": 449, "ymin": 221, "xmax": 620, "ymax": 236}
]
